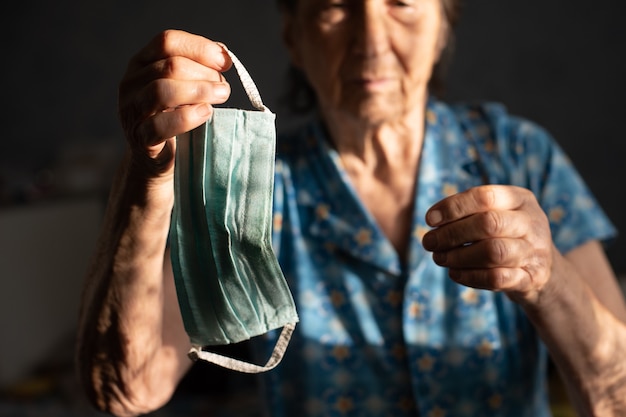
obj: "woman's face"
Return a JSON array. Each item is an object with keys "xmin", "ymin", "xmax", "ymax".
[{"xmin": 283, "ymin": 0, "xmax": 447, "ymax": 125}]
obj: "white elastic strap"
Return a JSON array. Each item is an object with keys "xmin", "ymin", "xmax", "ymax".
[
  {"xmin": 222, "ymin": 45, "xmax": 270, "ymax": 113},
  {"xmin": 188, "ymin": 322, "xmax": 296, "ymax": 373}
]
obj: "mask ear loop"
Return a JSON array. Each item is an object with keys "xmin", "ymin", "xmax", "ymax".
[
  {"xmin": 187, "ymin": 45, "xmax": 296, "ymax": 373},
  {"xmin": 189, "ymin": 323, "xmax": 295, "ymax": 373},
  {"xmin": 220, "ymin": 43, "xmax": 272, "ymax": 113}
]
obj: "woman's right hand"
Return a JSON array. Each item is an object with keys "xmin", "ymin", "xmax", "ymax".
[
  {"xmin": 77, "ymin": 31, "xmax": 233, "ymax": 416},
  {"xmin": 118, "ymin": 29, "xmax": 232, "ymax": 177}
]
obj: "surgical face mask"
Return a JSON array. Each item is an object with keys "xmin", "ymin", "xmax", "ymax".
[{"xmin": 169, "ymin": 47, "xmax": 298, "ymax": 373}]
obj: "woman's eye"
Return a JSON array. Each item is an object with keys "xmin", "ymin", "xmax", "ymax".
[
  {"xmin": 388, "ymin": 0, "xmax": 416, "ymax": 6},
  {"xmin": 389, "ymin": 0, "xmax": 421, "ymax": 22},
  {"xmin": 319, "ymin": 1, "xmax": 349, "ymax": 24},
  {"xmin": 390, "ymin": 0, "xmax": 419, "ymax": 10}
]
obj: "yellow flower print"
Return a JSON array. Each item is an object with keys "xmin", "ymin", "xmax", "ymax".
[
  {"xmin": 466, "ymin": 146, "xmax": 478, "ymax": 160},
  {"xmin": 461, "ymin": 288, "xmax": 479, "ymax": 305},
  {"xmin": 334, "ymin": 396, "xmax": 354, "ymax": 414},
  {"xmin": 477, "ymin": 339, "xmax": 494, "ymax": 358},
  {"xmin": 488, "ymin": 393, "xmax": 503, "ymax": 409},
  {"xmin": 330, "ymin": 290, "xmax": 346, "ymax": 307},
  {"xmin": 332, "ymin": 345, "xmax": 351, "ymax": 362},
  {"xmin": 549, "ymin": 206, "xmax": 566, "ymax": 223},
  {"xmin": 408, "ymin": 301, "xmax": 424, "ymax": 318},
  {"xmin": 273, "ymin": 213, "xmax": 283, "ymax": 232},
  {"xmin": 442, "ymin": 183, "xmax": 458, "ymax": 197},
  {"xmin": 426, "ymin": 110, "xmax": 437, "ymax": 125},
  {"xmin": 385, "ymin": 290, "xmax": 403, "ymax": 307},
  {"xmin": 417, "ymin": 353, "xmax": 435, "ymax": 372},
  {"xmin": 354, "ymin": 228, "xmax": 372, "ymax": 246},
  {"xmin": 414, "ymin": 225, "xmax": 430, "ymax": 242},
  {"xmin": 316, "ymin": 203, "xmax": 330, "ymax": 219},
  {"xmin": 428, "ymin": 406, "xmax": 447, "ymax": 417}
]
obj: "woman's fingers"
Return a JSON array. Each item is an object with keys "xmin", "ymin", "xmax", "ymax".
[
  {"xmin": 423, "ymin": 185, "xmax": 554, "ymax": 295},
  {"xmin": 127, "ymin": 29, "xmax": 232, "ymax": 74},
  {"xmin": 431, "ymin": 237, "xmax": 528, "ymax": 269},
  {"xmin": 123, "ymin": 77, "xmax": 230, "ymax": 143},
  {"xmin": 119, "ymin": 32, "xmax": 233, "ymax": 127},
  {"xmin": 422, "ymin": 209, "xmax": 530, "ymax": 252},
  {"xmin": 425, "ymin": 185, "xmax": 533, "ymax": 227},
  {"xmin": 134, "ymin": 102, "xmax": 218, "ymax": 154},
  {"xmin": 139, "ymin": 77, "xmax": 230, "ymax": 113},
  {"xmin": 118, "ymin": 30, "xmax": 234, "ymax": 166},
  {"xmin": 430, "ymin": 237, "xmax": 552, "ymax": 295},
  {"xmin": 119, "ymin": 56, "xmax": 227, "ymax": 110},
  {"xmin": 446, "ymin": 267, "xmax": 532, "ymax": 294}
]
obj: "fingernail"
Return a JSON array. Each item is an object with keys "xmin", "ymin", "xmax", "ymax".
[
  {"xmin": 196, "ymin": 103, "xmax": 211, "ymax": 117},
  {"xmin": 422, "ymin": 232, "xmax": 437, "ymax": 250},
  {"xmin": 433, "ymin": 251, "xmax": 447, "ymax": 265},
  {"xmin": 427, "ymin": 210, "xmax": 442, "ymax": 226},
  {"xmin": 214, "ymin": 43, "xmax": 227, "ymax": 64},
  {"xmin": 214, "ymin": 83, "xmax": 229, "ymax": 99}
]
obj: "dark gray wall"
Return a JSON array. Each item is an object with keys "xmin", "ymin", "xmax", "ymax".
[
  {"xmin": 444, "ymin": 1, "xmax": 626, "ymax": 272},
  {"xmin": 2, "ymin": 0, "xmax": 624, "ymax": 272}
]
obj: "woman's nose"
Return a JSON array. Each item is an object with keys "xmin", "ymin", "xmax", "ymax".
[{"xmin": 351, "ymin": 3, "xmax": 390, "ymax": 58}]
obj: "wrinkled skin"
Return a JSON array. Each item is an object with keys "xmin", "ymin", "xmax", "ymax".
[
  {"xmin": 118, "ymin": 31, "xmax": 232, "ymax": 175},
  {"xmin": 77, "ymin": 30, "xmax": 236, "ymax": 417},
  {"xmin": 422, "ymin": 185, "xmax": 554, "ymax": 304},
  {"xmin": 76, "ymin": 3, "xmax": 626, "ymax": 416}
]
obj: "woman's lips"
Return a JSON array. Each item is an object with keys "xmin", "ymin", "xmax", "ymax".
[{"xmin": 349, "ymin": 76, "xmax": 394, "ymax": 92}]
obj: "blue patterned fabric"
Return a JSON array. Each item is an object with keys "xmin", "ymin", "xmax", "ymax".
[{"xmin": 250, "ymin": 98, "xmax": 617, "ymax": 417}]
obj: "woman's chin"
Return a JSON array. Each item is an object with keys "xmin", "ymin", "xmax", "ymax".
[{"xmin": 343, "ymin": 98, "xmax": 407, "ymax": 126}]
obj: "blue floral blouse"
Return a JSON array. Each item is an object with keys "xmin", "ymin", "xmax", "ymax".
[{"xmin": 251, "ymin": 98, "xmax": 617, "ymax": 417}]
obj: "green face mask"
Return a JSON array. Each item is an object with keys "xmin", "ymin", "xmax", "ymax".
[{"xmin": 169, "ymin": 48, "xmax": 298, "ymax": 373}]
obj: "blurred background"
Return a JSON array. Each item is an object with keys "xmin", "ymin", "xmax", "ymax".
[{"xmin": 0, "ymin": 0, "xmax": 624, "ymax": 416}]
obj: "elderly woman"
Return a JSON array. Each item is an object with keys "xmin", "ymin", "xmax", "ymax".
[{"xmin": 76, "ymin": 0, "xmax": 626, "ymax": 416}]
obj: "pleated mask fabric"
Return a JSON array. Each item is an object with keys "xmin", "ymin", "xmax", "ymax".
[{"xmin": 169, "ymin": 46, "xmax": 298, "ymax": 373}]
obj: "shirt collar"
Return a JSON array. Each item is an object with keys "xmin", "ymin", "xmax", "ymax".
[{"xmin": 296, "ymin": 98, "xmax": 484, "ymax": 276}]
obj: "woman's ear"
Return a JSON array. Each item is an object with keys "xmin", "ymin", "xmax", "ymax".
[{"xmin": 281, "ymin": 12, "xmax": 303, "ymax": 69}]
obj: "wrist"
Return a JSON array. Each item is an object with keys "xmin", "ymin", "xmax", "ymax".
[
  {"xmin": 123, "ymin": 148, "xmax": 175, "ymax": 212},
  {"xmin": 506, "ymin": 246, "xmax": 563, "ymax": 312}
]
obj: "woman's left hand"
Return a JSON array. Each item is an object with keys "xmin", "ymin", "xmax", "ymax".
[{"xmin": 421, "ymin": 185, "xmax": 556, "ymax": 303}]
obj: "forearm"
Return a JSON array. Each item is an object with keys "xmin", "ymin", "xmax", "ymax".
[
  {"xmin": 76, "ymin": 151, "xmax": 190, "ymax": 416},
  {"xmin": 421, "ymin": 186, "xmax": 626, "ymax": 415},
  {"xmin": 518, "ymin": 249, "xmax": 626, "ymax": 416}
]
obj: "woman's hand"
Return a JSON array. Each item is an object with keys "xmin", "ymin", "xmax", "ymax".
[
  {"xmin": 421, "ymin": 186, "xmax": 626, "ymax": 415},
  {"xmin": 77, "ymin": 30, "xmax": 233, "ymax": 416},
  {"xmin": 422, "ymin": 184, "xmax": 555, "ymax": 304},
  {"xmin": 118, "ymin": 29, "xmax": 232, "ymax": 176}
]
